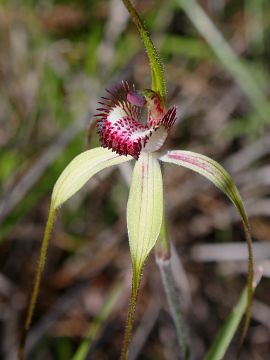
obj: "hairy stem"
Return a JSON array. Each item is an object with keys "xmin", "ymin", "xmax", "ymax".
[
  {"xmin": 121, "ymin": 271, "xmax": 140, "ymax": 360},
  {"xmin": 121, "ymin": 0, "xmax": 166, "ymax": 102},
  {"xmin": 19, "ymin": 204, "xmax": 56, "ymax": 360}
]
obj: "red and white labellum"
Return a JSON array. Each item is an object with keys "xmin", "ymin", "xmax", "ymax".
[{"xmin": 96, "ymin": 81, "xmax": 177, "ymax": 159}]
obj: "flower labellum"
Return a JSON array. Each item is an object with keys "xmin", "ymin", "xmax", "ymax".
[{"xmin": 96, "ymin": 81, "xmax": 177, "ymax": 159}]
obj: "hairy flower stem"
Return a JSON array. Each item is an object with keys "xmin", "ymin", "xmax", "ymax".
[
  {"xmin": 121, "ymin": 0, "xmax": 166, "ymax": 102},
  {"xmin": 19, "ymin": 205, "xmax": 56, "ymax": 360},
  {"xmin": 121, "ymin": 273, "xmax": 140, "ymax": 360},
  {"xmin": 156, "ymin": 211, "xmax": 190, "ymax": 360}
]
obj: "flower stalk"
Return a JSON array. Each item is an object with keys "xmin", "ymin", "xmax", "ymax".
[
  {"xmin": 121, "ymin": 273, "xmax": 141, "ymax": 360},
  {"xmin": 121, "ymin": 0, "xmax": 166, "ymax": 102},
  {"xmin": 19, "ymin": 205, "xmax": 56, "ymax": 360}
]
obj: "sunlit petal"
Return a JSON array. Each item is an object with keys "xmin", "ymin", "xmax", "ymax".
[
  {"xmin": 160, "ymin": 150, "xmax": 254, "ymax": 346},
  {"xmin": 52, "ymin": 147, "xmax": 132, "ymax": 208},
  {"xmin": 127, "ymin": 152, "xmax": 163, "ymax": 277}
]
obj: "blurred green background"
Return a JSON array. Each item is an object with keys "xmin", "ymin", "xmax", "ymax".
[{"xmin": 0, "ymin": 0, "xmax": 270, "ymax": 359}]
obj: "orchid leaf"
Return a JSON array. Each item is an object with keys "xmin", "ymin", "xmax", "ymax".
[
  {"xmin": 20, "ymin": 147, "xmax": 132, "ymax": 359},
  {"xmin": 175, "ymin": 0, "xmax": 268, "ymax": 125},
  {"xmin": 122, "ymin": 0, "xmax": 166, "ymax": 102},
  {"xmin": 205, "ymin": 266, "xmax": 263, "ymax": 360},
  {"xmin": 121, "ymin": 152, "xmax": 163, "ymax": 359},
  {"xmin": 160, "ymin": 150, "xmax": 254, "ymax": 347},
  {"xmin": 72, "ymin": 284, "xmax": 123, "ymax": 360},
  {"xmin": 52, "ymin": 147, "xmax": 132, "ymax": 208}
]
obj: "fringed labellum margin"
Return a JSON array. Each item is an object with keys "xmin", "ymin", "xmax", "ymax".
[{"xmin": 96, "ymin": 81, "xmax": 176, "ymax": 160}]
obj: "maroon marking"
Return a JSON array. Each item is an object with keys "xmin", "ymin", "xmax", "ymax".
[{"xmin": 168, "ymin": 153, "xmax": 214, "ymax": 174}]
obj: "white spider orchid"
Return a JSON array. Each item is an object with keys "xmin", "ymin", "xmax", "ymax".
[{"xmin": 20, "ymin": 1, "xmax": 254, "ymax": 359}]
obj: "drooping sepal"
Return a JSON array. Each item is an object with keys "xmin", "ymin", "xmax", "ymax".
[{"xmin": 160, "ymin": 150, "xmax": 254, "ymax": 348}]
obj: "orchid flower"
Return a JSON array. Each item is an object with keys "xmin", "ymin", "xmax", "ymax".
[{"xmin": 20, "ymin": 1, "xmax": 254, "ymax": 359}]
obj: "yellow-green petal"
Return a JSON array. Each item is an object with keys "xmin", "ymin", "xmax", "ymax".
[
  {"xmin": 160, "ymin": 150, "xmax": 254, "ymax": 348},
  {"xmin": 127, "ymin": 151, "xmax": 163, "ymax": 280},
  {"xmin": 52, "ymin": 147, "xmax": 132, "ymax": 208}
]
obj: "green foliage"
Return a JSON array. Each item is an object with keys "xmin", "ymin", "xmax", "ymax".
[
  {"xmin": 162, "ymin": 35, "xmax": 214, "ymax": 61},
  {"xmin": 0, "ymin": 151, "xmax": 20, "ymax": 183},
  {"xmin": 176, "ymin": 0, "xmax": 270, "ymax": 135},
  {"xmin": 72, "ymin": 284, "xmax": 122, "ymax": 360},
  {"xmin": 84, "ymin": 24, "xmax": 103, "ymax": 75},
  {"xmin": 205, "ymin": 267, "xmax": 262, "ymax": 360}
]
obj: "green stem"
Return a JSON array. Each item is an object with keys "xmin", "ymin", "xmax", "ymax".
[
  {"xmin": 121, "ymin": 270, "xmax": 141, "ymax": 360},
  {"xmin": 19, "ymin": 204, "xmax": 56, "ymax": 360},
  {"xmin": 155, "ymin": 210, "xmax": 190, "ymax": 360},
  {"xmin": 121, "ymin": 0, "xmax": 166, "ymax": 102},
  {"xmin": 157, "ymin": 207, "xmax": 171, "ymax": 257},
  {"xmin": 238, "ymin": 222, "xmax": 254, "ymax": 350}
]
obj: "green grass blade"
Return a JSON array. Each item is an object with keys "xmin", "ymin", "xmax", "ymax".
[
  {"xmin": 205, "ymin": 266, "xmax": 263, "ymax": 360},
  {"xmin": 175, "ymin": 0, "xmax": 269, "ymax": 124},
  {"xmin": 72, "ymin": 284, "xmax": 123, "ymax": 360}
]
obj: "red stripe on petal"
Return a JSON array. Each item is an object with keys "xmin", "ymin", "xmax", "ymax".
[
  {"xmin": 160, "ymin": 106, "xmax": 177, "ymax": 129},
  {"xmin": 168, "ymin": 152, "xmax": 214, "ymax": 174}
]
